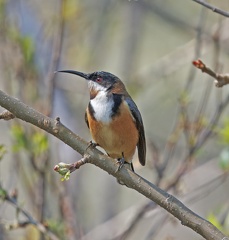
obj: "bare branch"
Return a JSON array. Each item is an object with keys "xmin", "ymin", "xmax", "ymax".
[
  {"xmin": 192, "ymin": 0, "xmax": 229, "ymax": 18},
  {"xmin": 0, "ymin": 186, "xmax": 59, "ymax": 240},
  {"xmin": 44, "ymin": 0, "xmax": 66, "ymax": 117},
  {"xmin": 0, "ymin": 90, "xmax": 227, "ymax": 240},
  {"xmin": 193, "ymin": 59, "xmax": 229, "ymax": 87}
]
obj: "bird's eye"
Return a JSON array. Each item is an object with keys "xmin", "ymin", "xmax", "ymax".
[{"xmin": 96, "ymin": 77, "xmax": 103, "ymax": 83}]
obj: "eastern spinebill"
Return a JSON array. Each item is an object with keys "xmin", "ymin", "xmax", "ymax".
[{"xmin": 57, "ymin": 70, "xmax": 146, "ymax": 173}]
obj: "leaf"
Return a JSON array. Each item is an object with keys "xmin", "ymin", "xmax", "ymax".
[
  {"xmin": 63, "ymin": 0, "xmax": 80, "ymax": 20},
  {"xmin": 207, "ymin": 212, "xmax": 223, "ymax": 231},
  {"xmin": 31, "ymin": 131, "xmax": 48, "ymax": 156},
  {"xmin": 19, "ymin": 35, "xmax": 35, "ymax": 64},
  {"xmin": 45, "ymin": 219, "xmax": 65, "ymax": 239},
  {"xmin": 218, "ymin": 119, "xmax": 229, "ymax": 144},
  {"xmin": 219, "ymin": 148, "xmax": 229, "ymax": 171},
  {"xmin": 0, "ymin": 187, "xmax": 7, "ymax": 199},
  {"xmin": 61, "ymin": 171, "xmax": 70, "ymax": 181},
  {"xmin": 54, "ymin": 162, "xmax": 72, "ymax": 181},
  {"xmin": 8, "ymin": 28, "xmax": 35, "ymax": 65},
  {"xmin": 10, "ymin": 124, "xmax": 28, "ymax": 152},
  {"xmin": 0, "ymin": 144, "xmax": 7, "ymax": 161}
]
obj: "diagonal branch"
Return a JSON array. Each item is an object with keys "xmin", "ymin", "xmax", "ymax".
[
  {"xmin": 0, "ymin": 89, "xmax": 227, "ymax": 240},
  {"xmin": 192, "ymin": 0, "xmax": 229, "ymax": 18}
]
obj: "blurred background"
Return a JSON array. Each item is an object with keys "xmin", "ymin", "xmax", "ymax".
[{"xmin": 0, "ymin": 0, "xmax": 229, "ymax": 239}]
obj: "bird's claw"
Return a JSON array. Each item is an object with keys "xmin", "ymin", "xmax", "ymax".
[
  {"xmin": 116, "ymin": 157, "xmax": 125, "ymax": 172},
  {"xmin": 86, "ymin": 141, "xmax": 98, "ymax": 151}
]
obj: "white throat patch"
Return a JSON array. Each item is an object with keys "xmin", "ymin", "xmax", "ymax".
[
  {"xmin": 90, "ymin": 90, "xmax": 114, "ymax": 124},
  {"xmin": 88, "ymin": 81, "xmax": 106, "ymax": 92}
]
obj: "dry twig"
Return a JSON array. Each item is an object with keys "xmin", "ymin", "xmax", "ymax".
[
  {"xmin": 192, "ymin": 0, "xmax": 229, "ymax": 18},
  {"xmin": 0, "ymin": 186, "xmax": 59, "ymax": 240},
  {"xmin": 193, "ymin": 59, "xmax": 229, "ymax": 87}
]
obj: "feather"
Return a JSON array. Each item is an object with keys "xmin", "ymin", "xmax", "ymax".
[{"xmin": 125, "ymin": 97, "xmax": 146, "ymax": 166}]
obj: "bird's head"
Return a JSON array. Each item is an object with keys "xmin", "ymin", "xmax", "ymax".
[{"xmin": 57, "ymin": 70, "xmax": 127, "ymax": 98}]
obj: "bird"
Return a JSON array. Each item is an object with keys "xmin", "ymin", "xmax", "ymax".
[{"xmin": 57, "ymin": 70, "xmax": 146, "ymax": 172}]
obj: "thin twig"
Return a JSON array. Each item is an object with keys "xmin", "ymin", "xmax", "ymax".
[
  {"xmin": 117, "ymin": 202, "xmax": 155, "ymax": 240},
  {"xmin": 193, "ymin": 59, "xmax": 229, "ymax": 87},
  {"xmin": 185, "ymin": 5, "xmax": 206, "ymax": 92},
  {"xmin": 192, "ymin": 0, "xmax": 229, "ymax": 18},
  {"xmin": 166, "ymin": 93, "xmax": 229, "ymax": 189},
  {"xmin": 45, "ymin": 0, "xmax": 66, "ymax": 117},
  {"xmin": 0, "ymin": 186, "xmax": 59, "ymax": 240},
  {"xmin": 38, "ymin": 1, "xmax": 66, "ymax": 234},
  {"xmin": 160, "ymin": 7, "xmax": 206, "ymax": 180}
]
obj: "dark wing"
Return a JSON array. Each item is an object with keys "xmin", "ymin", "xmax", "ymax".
[
  {"xmin": 125, "ymin": 97, "xmax": 146, "ymax": 166},
  {"xmin": 85, "ymin": 102, "xmax": 96, "ymax": 128},
  {"xmin": 85, "ymin": 110, "xmax": 89, "ymax": 128}
]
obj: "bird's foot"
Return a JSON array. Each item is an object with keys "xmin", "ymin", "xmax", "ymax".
[
  {"xmin": 115, "ymin": 152, "xmax": 125, "ymax": 172},
  {"xmin": 86, "ymin": 141, "xmax": 99, "ymax": 150},
  {"xmin": 116, "ymin": 157, "xmax": 125, "ymax": 172}
]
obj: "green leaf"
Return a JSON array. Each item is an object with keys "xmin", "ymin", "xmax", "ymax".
[
  {"xmin": 179, "ymin": 90, "xmax": 190, "ymax": 106},
  {"xmin": 10, "ymin": 124, "xmax": 28, "ymax": 152},
  {"xmin": 0, "ymin": 0, "xmax": 6, "ymax": 24},
  {"xmin": 218, "ymin": 119, "xmax": 229, "ymax": 144},
  {"xmin": 0, "ymin": 144, "xmax": 7, "ymax": 161},
  {"xmin": 0, "ymin": 187, "xmax": 7, "ymax": 199},
  {"xmin": 31, "ymin": 132, "xmax": 48, "ymax": 156},
  {"xmin": 8, "ymin": 28, "xmax": 35, "ymax": 65},
  {"xmin": 45, "ymin": 219, "xmax": 65, "ymax": 239},
  {"xmin": 207, "ymin": 212, "xmax": 223, "ymax": 231},
  {"xmin": 219, "ymin": 148, "xmax": 229, "ymax": 171},
  {"xmin": 19, "ymin": 35, "xmax": 35, "ymax": 64},
  {"xmin": 61, "ymin": 171, "xmax": 70, "ymax": 181},
  {"xmin": 54, "ymin": 162, "xmax": 72, "ymax": 181}
]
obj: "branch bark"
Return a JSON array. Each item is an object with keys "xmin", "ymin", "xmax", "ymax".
[{"xmin": 0, "ymin": 89, "xmax": 227, "ymax": 240}]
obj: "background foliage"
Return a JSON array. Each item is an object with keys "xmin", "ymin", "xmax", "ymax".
[{"xmin": 0, "ymin": 0, "xmax": 229, "ymax": 239}]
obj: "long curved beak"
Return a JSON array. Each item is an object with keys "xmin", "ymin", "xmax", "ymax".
[{"xmin": 57, "ymin": 70, "xmax": 90, "ymax": 80}]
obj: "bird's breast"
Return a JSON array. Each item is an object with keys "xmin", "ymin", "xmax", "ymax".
[
  {"xmin": 86, "ymin": 99, "xmax": 139, "ymax": 161},
  {"xmin": 89, "ymin": 91, "xmax": 114, "ymax": 123}
]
